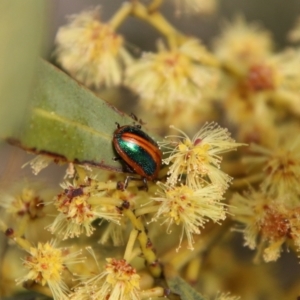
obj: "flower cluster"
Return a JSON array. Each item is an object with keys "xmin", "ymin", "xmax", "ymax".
[
  {"xmin": 213, "ymin": 17, "xmax": 300, "ymax": 147},
  {"xmin": 54, "ymin": 7, "xmax": 131, "ymax": 88},
  {"xmin": 125, "ymin": 39, "xmax": 219, "ymax": 114},
  {"xmin": 244, "ymin": 136, "xmax": 300, "ymax": 200},
  {"xmin": 71, "ymin": 258, "xmax": 141, "ymax": 300},
  {"xmin": 150, "ymin": 122, "xmax": 243, "ymax": 250},
  {"xmin": 47, "ymin": 175, "xmax": 141, "ymax": 240},
  {"xmin": 161, "ymin": 122, "xmax": 240, "ymax": 189},
  {"xmin": 231, "ymin": 189, "xmax": 300, "ymax": 262},
  {"xmin": 54, "ymin": 7, "xmax": 219, "ymax": 123},
  {"xmin": 0, "ymin": 181, "xmax": 56, "ymax": 240},
  {"xmin": 231, "ymin": 130, "xmax": 300, "ymax": 262},
  {"xmin": 6, "ymin": 1, "xmax": 300, "ymax": 299},
  {"xmin": 213, "ymin": 16, "xmax": 273, "ymax": 75},
  {"xmin": 17, "ymin": 241, "xmax": 82, "ymax": 300}
]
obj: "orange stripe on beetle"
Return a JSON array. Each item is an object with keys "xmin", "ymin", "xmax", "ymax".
[{"xmin": 113, "ymin": 124, "xmax": 162, "ymax": 188}]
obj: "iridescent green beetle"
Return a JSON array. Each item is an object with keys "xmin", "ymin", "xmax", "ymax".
[{"xmin": 113, "ymin": 124, "xmax": 162, "ymax": 190}]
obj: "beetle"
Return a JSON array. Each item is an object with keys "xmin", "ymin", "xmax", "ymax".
[{"xmin": 113, "ymin": 123, "xmax": 162, "ymax": 190}]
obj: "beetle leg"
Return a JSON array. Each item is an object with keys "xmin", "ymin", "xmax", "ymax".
[
  {"xmin": 123, "ymin": 163, "xmax": 135, "ymax": 174},
  {"xmin": 129, "ymin": 113, "xmax": 143, "ymax": 128},
  {"xmin": 142, "ymin": 177, "xmax": 148, "ymax": 191},
  {"xmin": 125, "ymin": 176, "xmax": 148, "ymax": 191},
  {"xmin": 117, "ymin": 176, "xmax": 148, "ymax": 191},
  {"xmin": 116, "ymin": 176, "xmax": 135, "ymax": 191},
  {"xmin": 115, "ymin": 122, "xmax": 120, "ymax": 128},
  {"xmin": 130, "ymin": 112, "xmax": 146, "ymax": 126},
  {"xmin": 124, "ymin": 176, "xmax": 133, "ymax": 189},
  {"xmin": 130, "ymin": 112, "xmax": 138, "ymax": 122}
]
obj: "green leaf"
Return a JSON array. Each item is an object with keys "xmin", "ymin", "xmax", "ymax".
[
  {"xmin": 167, "ymin": 276, "xmax": 206, "ymax": 300},
  {"xmin": 8, "ymin": 60, "xmax": 159, "ymax": 173},
  {"xmin": 0, "ymin": 0, "xmax": 46, "ymax": 138}
]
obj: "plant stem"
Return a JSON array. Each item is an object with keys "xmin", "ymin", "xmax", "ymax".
[
  {"xmin": 185, "ymin": 257, "xmax": 201, "ymax": 283},
  {"xmin": 131, "ymin": 2, "xmax": 184, "ymax": 49},
  {"xmin": 124, "ymin": 229, "xmax": 139, "ymax": 262},
  {"xmin": 108, "ymin": 2, "xmax": 133, "ymax": 30},
  {"xmin": 140, "ymin": 287, "xmax": 165, "ymax": 298},
  {"xmin": 231, "ymin": 173, "xmax": 264, "ymax": 188},
  {"xmin": 135, "ymin": 204, "xmax": 159, "ymax": 217},
  {"xmin": 147, "ymin": 0, "xmax": 164, "ymax": 13},
  {"xmin": 122, "ymin": 204, "xmax": 162, "ymax": 277},
  {"xmin": 88, "ymin": 196, "xmax": 123, "ymax": 206},
  {"xmin": 23, "ymin": 281, "xmax": 53, "ymax": 298},
  {"xmin": 161, "ymin": 222, "xmax": 231, "ymax": 271}
]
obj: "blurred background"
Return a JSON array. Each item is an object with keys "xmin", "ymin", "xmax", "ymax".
[
  {"xmin": 47, "ymin": 0, "xmax": 300, "ymax": 52},
  {"xmin": 1, "ymin": 1, "xmax": 300, "ymax": 299}
]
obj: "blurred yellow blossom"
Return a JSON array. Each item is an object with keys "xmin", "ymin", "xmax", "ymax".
[
  {"xmin": 213, "ymin": 16, "xmax": 273, "ymax": 74},
  {"xmin": 125, "ymin": 39, "xmax": 219, "ymax": 114},
  {"xmin": 230, "ymin": 189, "xmax": 300, "ymax": 262},
  {"xmin": 288, "ymin": 16, "xmax": 300, "ymax": 43},
  {"xmin": 243, "ymin": 134, "xmax": 300, "ymax": 200},
  {"xmin": 267, "ymin": 48, "xmax": 300, "ymax": 114},
  {"xmin": 54, "ymin": 7, "xmax": 131, "ymax": 88},
  {"xmin": 173, "ymin": 0, "xmax": 217, "ymax": 15},
  {"xmin": 0, "ymin": 181, "xmax": 56, "ymax": 240}
]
